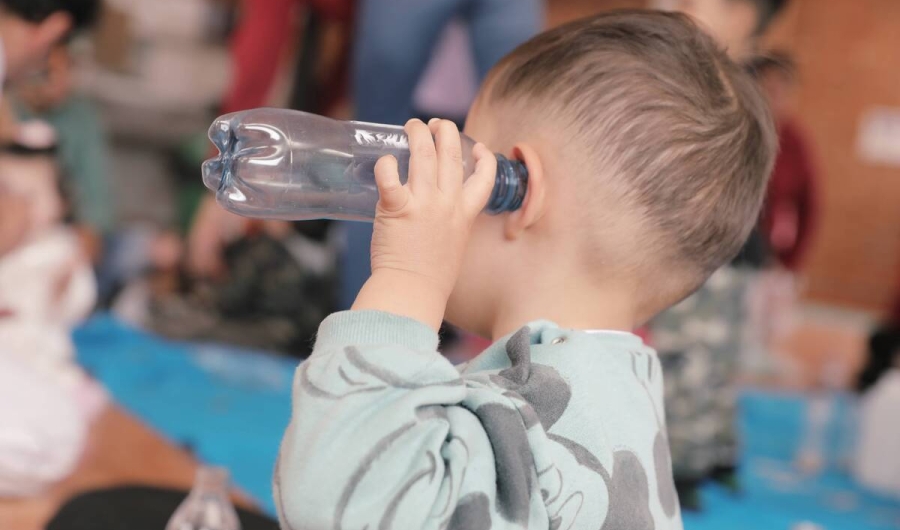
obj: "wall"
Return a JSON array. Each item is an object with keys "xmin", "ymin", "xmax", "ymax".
[
  {"xmin": 552, "ymin": 0, "xmax": 900, "ymax": 313},
  {"xmin": 765, "ymin": 1, "xmax": 900, "ymax": 313}
]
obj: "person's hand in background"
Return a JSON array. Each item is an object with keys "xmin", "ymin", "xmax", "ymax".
[
  {"xmin": 15, "ymin": 45, "xmax": 75, "ymax": 114},
  {"xmin": 186, "ymin": 195, "xmax": 250, "ymax": 279}
]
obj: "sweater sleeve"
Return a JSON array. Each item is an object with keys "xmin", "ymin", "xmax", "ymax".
[{"xmin": 274, "ymin": 311, "xmax": 552, "ymax": 530}]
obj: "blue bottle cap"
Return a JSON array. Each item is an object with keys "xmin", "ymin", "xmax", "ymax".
[{"xmin": 486, "ymin": 154, "xmax": 529, "ymax": 214}]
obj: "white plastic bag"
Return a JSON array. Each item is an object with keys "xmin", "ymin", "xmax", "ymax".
[
  {"xmin": 0, "ymin": 228, "xmax": 96, "ymax": 384},
  {"xmin": 854, "ymin": 369, "xmax": 900, "ymax": 498},
  {"xmin": 0, "ymin": 356, "xmax": 88, "ymax": 497}
]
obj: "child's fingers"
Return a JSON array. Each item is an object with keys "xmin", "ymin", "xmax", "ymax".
[
  {"xmin": 428, "ymin": 119, "xmax": 464, "ymax": 194},
  {"xmin": 374, "ymin": 155, "xmax": 409, "ymax": 213},
  {"xmin": 405, "ymin": 119, "xmax": 437, "ymax": 194},
  {"xmin": 463, "ymin": 143, "xmax": 497, "ymax": 217}
]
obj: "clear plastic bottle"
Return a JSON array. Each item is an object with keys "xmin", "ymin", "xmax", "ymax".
[
  {"xmin": 202, "ymin": 108, "xmax": 528, "ymax": 221},
  {"xmin": 166, "ymin": 466, "xmax": 242, "ymax": 530},
  {"xmin": 796, "ymin": 358, "xmax": 846, "ymax": 475}
]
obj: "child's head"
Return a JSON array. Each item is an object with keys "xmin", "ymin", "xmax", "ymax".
[
  {"xmin": 659, "ymin": 0, "xmax": 787, "ymax": 59},
  {"xmin": 450, "ymin": 11, "xmax": 776, "ymax": 335},
  {"xmin": 0, "ymin": 138, "xmax": 64, "ymax": 236},
  {"xmin": 0, "ymin": 0, "xmax": 100, "ymax": 80}
]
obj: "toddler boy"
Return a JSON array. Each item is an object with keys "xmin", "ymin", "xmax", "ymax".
[{"xmin": 275, "ymin": 10, "xmax": 776, "ymax": 530}]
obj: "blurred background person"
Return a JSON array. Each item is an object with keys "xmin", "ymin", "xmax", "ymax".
[
  {"xmin": 0, "ymin": 0, "xmax": 103, "ymax": 274},
  {"xmin": 658, "ymin": 0, "xmax": 784, "ymax": 60},
  {"xmin": 0, "ymin": 0, "xmax": 100, "ymax": 93},
  {"xmin": 340, "ymin": 0, "xmax": 544, "ymax": 312},
  {"xmin": 750, "ymin": 52, "xmax": 819, "ymax": 272},
  {"xmin": 743, "ymin": 51, "xmax": 820, "ymax": 375},
  {"xmin": 186, "ymin": 0, "xmax": 352, "ymax": 281},
  {"xmin": 182, "ymin": 0, "xmax": 543, "ymax": 355},
  {"xmin": 128, "ymin": 0, "xmax": 353, "ymax": 357},
  {"xmin": 0, "ymin": 0, "xmax": 103, "ymax": 497},
  {"xmin": 650, "ymin": 0, "xmax": 791, "ymax": 511},
  {"xmin": 0, "ymin": 133, "xmax": 105, "ymax": 498},
  {"xmin": 0, "ymin": 135, "xmax": 99, "ymax": 408},
  {"xmin": 11, "ymin": 44, "xmax": 114, "ymax": 262},
  {"xmin": 0, "ymin": 0, "xmax": 103, "ymax": 224}
]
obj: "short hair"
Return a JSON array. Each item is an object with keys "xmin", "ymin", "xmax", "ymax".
[
  {"xmin": 0, "ymin": 0, "xmax": 101, "ymax": 31},
  {"xmin": 486, "ymin": 10, "xmax": 777, "ymax": 307}
]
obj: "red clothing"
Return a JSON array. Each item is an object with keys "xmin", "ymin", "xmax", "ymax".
[
  {"xmin": 892, "ymin": 296, "xmax": 900, "ymax": 324},
  {"xmin": 221, "ymin": 0, "xmax": 352, "ymax": 115},
  {"xmin": 762, "ymin": 120, "xmax": 819, "ymax": 270},
  {"xmin": 221, "ymin": 0, "xmax": 297, "ymax": 115}
]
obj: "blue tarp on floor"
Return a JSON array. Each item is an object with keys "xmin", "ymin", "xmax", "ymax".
[
  {"xmin": 75, "ymin": 315, "xmax": 294, "ymax": 515},
  {"xmin": 74, "ymin": 315, "xmax": 900, "ymax": 528}
]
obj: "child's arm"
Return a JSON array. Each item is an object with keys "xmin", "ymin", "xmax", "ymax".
[
  {"xmin": 276, "ymin": 120, "xmax": 537, "ymax": 529},
  {"xmin": 350, "ymin": 118, "xmax": 497, "ymax": 332},
  {"xmin": 276, "ymin": 310, "xmax": 510, "ymax": 530}
]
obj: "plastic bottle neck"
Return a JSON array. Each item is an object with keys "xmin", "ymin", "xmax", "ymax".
[
  {"xmin": 487, "ymin": 154, "xmax": 529, "ymax": 214},
  {"xmin": 192, "ymin": 467, "xmax": 231, "ymax": 497}
]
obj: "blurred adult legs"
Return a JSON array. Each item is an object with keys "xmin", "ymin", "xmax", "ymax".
[
  {"xmin": 466, "ymin": 0, "xmax": 543, "ymax": 80},
  {"xmin": 341, "ymin": 0, "xmax": 542, "ymax": 309}
]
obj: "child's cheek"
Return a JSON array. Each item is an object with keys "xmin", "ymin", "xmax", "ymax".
[{"xmin": 31, "ymin": 189, "xmax": 65, "ymax": 234}]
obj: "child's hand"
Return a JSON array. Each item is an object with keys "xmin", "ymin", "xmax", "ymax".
[{"xmin": 352, "ymin": 119, "xmax": 496, "ymax": 330}]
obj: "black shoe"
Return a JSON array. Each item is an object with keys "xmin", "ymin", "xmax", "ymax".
[
  {"xmin": 710, "ymin": 465, "xmax": 742, "ymax": 496},
  {"xmin": 675, "ymin": 479, "xmax": 703, "ymax": 512}
]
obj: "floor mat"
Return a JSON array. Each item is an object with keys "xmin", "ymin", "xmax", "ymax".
[{"xmin": 75, "ymin": 315, "xmax": 295, "ymax": 515}]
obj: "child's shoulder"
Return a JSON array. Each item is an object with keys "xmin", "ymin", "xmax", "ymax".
[
  {"xmin": 459, "ymin": 323, "xmax": 679, "ymax": 529},
  {"xmin": 461, "ymin": 324, "xmax": 663, "ymax": 435},
  {"xmin": 463, "ymin": 323, "xmax": 660, "ymax": 390}
]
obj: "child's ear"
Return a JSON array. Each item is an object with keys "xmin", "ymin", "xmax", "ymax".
[
  {"xmin": 503, "ymin": 144, "xmax": 545, "ymax": 241},
  {"xmin": 35, "ymin": 12, "xmax": 73, "ymax": 52}
]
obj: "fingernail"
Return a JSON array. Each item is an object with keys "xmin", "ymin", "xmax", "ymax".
[{"xmin": 428, "ymin": 118, "xmax": 439, "ymax": 125}]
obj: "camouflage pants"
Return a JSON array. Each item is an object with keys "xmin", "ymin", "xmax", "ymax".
[
  {"xmin": 651, "ymin": 267, "xmax": 754, "ymax": 482},
  {"xmin": 149, "ymin": 233, "xmax": 336, "ymax": 357}
]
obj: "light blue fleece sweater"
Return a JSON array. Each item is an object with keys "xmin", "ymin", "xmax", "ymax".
[{"xmin": 275, "ymin": 310, "xmax": 682, "ymax": 530}]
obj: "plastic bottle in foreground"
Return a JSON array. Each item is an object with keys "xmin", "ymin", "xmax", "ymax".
[
  {"xmin": 202, "ymin": 108, "xmax": 528, "ymax": 222},
  {"xmin": 165, "ymin": 466, "xmax": 241, "ymax": 530}
]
